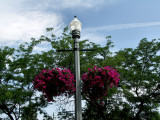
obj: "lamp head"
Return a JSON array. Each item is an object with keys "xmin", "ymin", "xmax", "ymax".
[{"xmin": 70, "ymin": 16, "xmax": 82, "ymax": 39}]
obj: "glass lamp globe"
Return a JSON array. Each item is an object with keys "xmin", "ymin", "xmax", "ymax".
[{"xmin": 70, "ymin": 16, "xmax": 82, "ymax": 33}]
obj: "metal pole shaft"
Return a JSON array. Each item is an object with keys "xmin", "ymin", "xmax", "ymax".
[{"xmin": 74, "ymin": 37, "xmax": 82, "ymax": 120}]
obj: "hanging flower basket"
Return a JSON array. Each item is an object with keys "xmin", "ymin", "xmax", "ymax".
[
  {"xmin": 33, "ymin": 68, "xmax": 75, "ymax": 101},
  {"xmin": 81, "ymin": 66, "xmax": 120, "ymax": 101}
]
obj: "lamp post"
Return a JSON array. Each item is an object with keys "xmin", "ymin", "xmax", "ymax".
[
  {"xmin": 70, "ymin": 16, "xmax": 82, "ymax": 120},
  {"xmin": 57, "ymin": 16, "xmax": 96, "ymax": 119}
]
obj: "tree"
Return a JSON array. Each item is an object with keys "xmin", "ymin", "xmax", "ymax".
[
  {"xmin": 83, "ymin": 38, "xmax": 160, "ymax": 120},
  {"xmin": 117, "ymin": 38, "xmax": 160, "ymax": 120},
  {"xmin": 0, "ymin": 28, "xmax": 57, "ymax": 119},
  {"xmin": 1, "ymin": 26, "xmax": 160, "ymax": 120},
  {"xmin": 0, "ymin": 27, "xmax": 103, "ymax": 119}
]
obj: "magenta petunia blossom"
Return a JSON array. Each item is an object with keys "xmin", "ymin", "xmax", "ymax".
[
  {"xmin": 81, "ymin": 66, "xmax": 120, "ymax": 102},
  {"xmin": 33, "ymin": 68, "xmax": 75, "ymax": 102},
  {"xmin": 33, "ymin": 66, "xmax": 120, "ymax": 103}
]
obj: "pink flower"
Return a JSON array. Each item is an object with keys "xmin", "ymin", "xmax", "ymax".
[
  {"xmin": 33, "ymin": 68, "xmax": 75, "ymax": 102},
  {"xmin": 102, "ymin": 71, "xmax": 106, "ymax": 76},
  {"xmin": 81, "ymin": 66, "xmax": 120, "ymax": 102}
]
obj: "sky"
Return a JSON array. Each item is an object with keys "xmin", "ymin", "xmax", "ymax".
[
  {"xmin": 1, "ymin": 0, "xmax": 160, "ymax": 51},
  {"xmin": 1, "ymin": 0, "xmax": 160, "ymax": 119}
]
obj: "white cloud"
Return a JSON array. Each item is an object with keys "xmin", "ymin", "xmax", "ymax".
[
  {"xmin": 33, "ymin": 46, "xmax": 50, "ymax": 52},
  {"xmin": 53, "ymin": 0, "xmax": 117, "ymax": 9},
  {"xmin": 0, "ymin": 0, "xmax": 123, "ymax": 47},
  {"xmin": 0, "ymin": 0, "xmax": 23, "ymax": 12},
  {"xmin": 0, "ymin": 11, "xmax": 63, "ymax": 46},
  {"xmin": 81, "ymin": 33, "xmax": 119, "ymax": 53},
  {"xmin": 81, "ymin": 33, "xmax": 106, "ymax": 45},
  {"xmin": 0, "ymin": 0, "xmax": 122, "ymax": 47},
  {"xmin": 27, "ymin": 0, "xmax": 120, "ymax": 10},
  {"xmin": 0, "ymin": 0, "xmax": 65, "ymax": 47},
  {"xmin": 84, "ymin": 22, "xmax": 160, "ymax": 32}
]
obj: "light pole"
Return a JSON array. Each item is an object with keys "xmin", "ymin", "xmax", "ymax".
[
  {"xmin": 70, "ymin": 16, "xmax": 82, "ymax": 120},
  {"xmin": 57, "ymin": 16, "xmax": 95, "ymax": 119}
]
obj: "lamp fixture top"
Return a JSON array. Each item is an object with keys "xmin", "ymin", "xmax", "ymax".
[{"xmin": 70, "ymin": 16, "xmax": 82, "ymax": 32}]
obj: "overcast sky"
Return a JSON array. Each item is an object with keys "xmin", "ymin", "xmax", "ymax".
[{"xmin": 1, "ymin": 0, "xmax": 160, "ymax": 50}]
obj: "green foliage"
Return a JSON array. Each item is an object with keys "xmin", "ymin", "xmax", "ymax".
[
  {"xmin": 94, "ymin": 38, "xmax": 160, "ymax": 120},
  {"xmin": 0, "ymin": 26, "xmax": 160, "ymax": 120}
]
